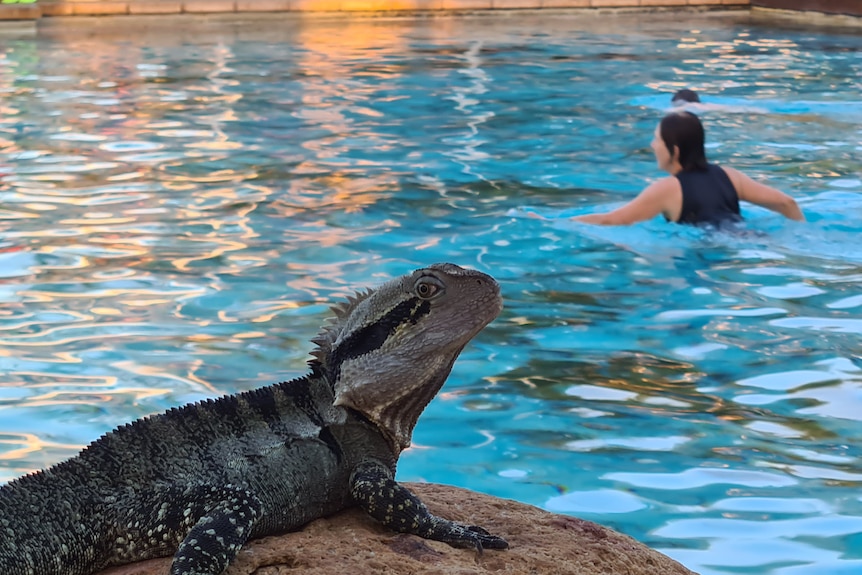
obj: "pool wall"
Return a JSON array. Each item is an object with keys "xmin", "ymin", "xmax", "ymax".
[
  {"xmin": 3, "ymin": 0, "xmax": 751, "ymax": 20},
  {"xmin": 752, "ymin": 0, "xmax": 862, "ymax": 16},
  {"xmin": 3, "ymin": 0, "xmax": 862, "ymax": 22}
]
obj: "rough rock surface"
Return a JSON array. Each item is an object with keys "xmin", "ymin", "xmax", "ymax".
[{"xmin": 98, "ymin": 483, "xmax": 697, "ymax": 575}]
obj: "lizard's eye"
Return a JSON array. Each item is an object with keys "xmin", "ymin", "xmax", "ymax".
[{"xmin": 415, "ymin": 277, "xmax": 443, "ymax": 300}]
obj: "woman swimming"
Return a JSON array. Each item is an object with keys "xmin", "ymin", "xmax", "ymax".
[{"xmin": 571, "ymin": 111, "xmax": 805, "ymax": 226}]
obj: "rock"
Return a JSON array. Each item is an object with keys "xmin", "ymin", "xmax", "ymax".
[{"xmin": 97, "ymin": 483, "xmax": 697, "ymax": 575}]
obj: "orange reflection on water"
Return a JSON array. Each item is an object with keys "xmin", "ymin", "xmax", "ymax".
[
  {"xmin": 112, "ymin": 360, "xmax": 219, "ymax": 396},
  {"xmin": 284, "ymin": 172, "xmax": 400, "ymax": 214},
  {"xmin": 19, "ymin": 387, "xmax": 168, "ymax": 409},
  {"xmin": 282, "ymin": 18, "xmax": 413, "ymax": 214},
  {"xmin": 171, "ymin": 238, "xmax": 250, "ymax": 272},
  {"xmin": 0, "ymin": 433, "xmax": 83, "ymax": 464},
  {"xmin": 0, "ymin": 322, "xmax": 150, "ymax": 348},
  {"xmin": 2, "ymin": 372, "xmax": 117, "ymax": 389},
  {"xmin": 0, "ymin": 309, "xmax": 93, "ymax": 334}
]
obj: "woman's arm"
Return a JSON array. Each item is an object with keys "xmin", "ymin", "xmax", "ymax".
[
  {"xmin": 725, "ymin": 167, "xmax": 805, "ymax": 221},
  {"xmin": 571, "ymin": 178, "xmax": 681, "ymax": 225}
]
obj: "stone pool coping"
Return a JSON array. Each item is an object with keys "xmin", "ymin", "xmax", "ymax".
[
  {"xmin": 3, "ymin": 0, "xmax": 746, "ymax": 20},
  {"xmin": 0, "ymin": 1, "xmax": 860, "ymax": 26}
]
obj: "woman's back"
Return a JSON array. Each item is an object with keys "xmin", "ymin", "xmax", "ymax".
[{"xmin": 675, "ymin": 163, "xmax": 742, "ymax": 227}]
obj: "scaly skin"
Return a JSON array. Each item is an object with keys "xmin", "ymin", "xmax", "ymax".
[{"xmin": 0, "ymin": 263, "xmax": 507, "ymax": 575}]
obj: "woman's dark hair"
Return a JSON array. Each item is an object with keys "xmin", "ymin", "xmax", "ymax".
[
  {"xmin": 660, "ymin": 111, "xmax": 708, "ymax": 171},
  {"xmin": 671, "ymin": 88, "xmax": 700, "ymax": 104}
]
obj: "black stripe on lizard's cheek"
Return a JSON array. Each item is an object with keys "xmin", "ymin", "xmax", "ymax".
[{"xmin": 331, "ymin": 297, "xmax": 431, "ymax": 368}]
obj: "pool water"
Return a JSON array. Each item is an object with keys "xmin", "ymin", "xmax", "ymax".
[{"xmin": 1, "ymin": 11, "xmax": 861, "ymax": 575}]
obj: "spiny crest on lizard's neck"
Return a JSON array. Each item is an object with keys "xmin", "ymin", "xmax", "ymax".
[
  {"xmin": 307, "ymin": 264, "xmax": 502, "ymax": 453},
  {"xmin": 308, "ymin": 288, "xmax": 375, "ymax": 370}
]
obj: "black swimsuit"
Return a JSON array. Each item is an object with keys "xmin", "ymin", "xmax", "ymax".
[{"xmin": 674, "ymin": 164, "xmax": 742, "ymax": 227}]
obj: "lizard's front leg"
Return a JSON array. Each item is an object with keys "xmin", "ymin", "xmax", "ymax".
[
  {"xmin": 169, "ymin": 485, "xmax": 263, "ymax": 575},
  {"xmin": 350, "ymin": 461, "xmax": 508, "ymax": 552}
]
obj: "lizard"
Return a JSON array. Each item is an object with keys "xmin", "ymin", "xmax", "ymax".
[{"xmin": 0, "ymin": 262, "xmax": 507, "ymax": 575}]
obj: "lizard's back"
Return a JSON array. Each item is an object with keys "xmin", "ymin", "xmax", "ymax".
[{"xmin": 0, "ymin": 375, "xmax": 373, "ymax": 575}]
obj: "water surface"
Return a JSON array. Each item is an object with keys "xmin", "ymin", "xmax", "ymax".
[{"xmin": 1, "ymin": 12, "xmax": 861, "ymax": 575}]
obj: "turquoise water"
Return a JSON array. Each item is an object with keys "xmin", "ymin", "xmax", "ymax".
[{"xmin": 1, "ymin": 11, "xmax": 861, "ymax": 574}]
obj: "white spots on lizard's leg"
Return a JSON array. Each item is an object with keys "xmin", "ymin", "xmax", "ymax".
[{"xmin": 169, "ymin": 487, "xmax": 262, "ymax": 575}]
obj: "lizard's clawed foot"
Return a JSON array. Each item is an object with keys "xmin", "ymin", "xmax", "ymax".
[{"xmin": 467, "ymin": 525, "xmax": 509, "ymax": 551}]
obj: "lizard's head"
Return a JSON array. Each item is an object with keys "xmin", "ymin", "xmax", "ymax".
[{"xmin": 310, "ymin": 263, "xmax": 502, "ymax": 453}]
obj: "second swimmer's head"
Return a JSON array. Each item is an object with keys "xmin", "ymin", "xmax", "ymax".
[{"xmin": 671, "ymin": 89, "xmax": 701, "ymax": 106}]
